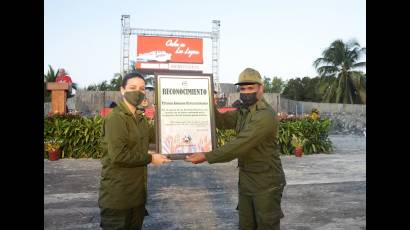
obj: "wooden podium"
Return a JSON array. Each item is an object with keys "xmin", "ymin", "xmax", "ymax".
[{"xmin": 47, "ymin": 82, "xmax": 69, "ymax": 114}]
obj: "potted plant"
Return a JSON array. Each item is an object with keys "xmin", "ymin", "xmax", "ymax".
[
  {"xmin": 310, "ymin": 108, "xmax": 320, "ymax": 120},
  {"xmin": 291, "ymin": 134, "xmax": 306, "ymax": 157},
  {"xmin": 44, "ymin": 138, "xmax": 63, "ymax": 161}
]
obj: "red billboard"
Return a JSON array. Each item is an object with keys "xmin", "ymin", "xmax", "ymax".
[{"xmin": 136, "ymin": 36, "xmax": 203, "ymax": 64}]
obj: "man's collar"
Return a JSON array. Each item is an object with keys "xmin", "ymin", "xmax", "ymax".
[{"xmin": 248, "ymin": 97, "xmax": 267, "ymax": 113}]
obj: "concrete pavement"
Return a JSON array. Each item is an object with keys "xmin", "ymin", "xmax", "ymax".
[{"xmin": 44, "ymin": 135, "xmax": 366, "ymax": 230}]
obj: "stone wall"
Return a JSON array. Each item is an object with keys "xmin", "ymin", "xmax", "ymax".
[{"xmin": 321, "ymin": 112, "xmax": 366, "ymax": 135}]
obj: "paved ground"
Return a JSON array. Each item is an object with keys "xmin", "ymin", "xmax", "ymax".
[{"xmin": 44, "ymin": 135, "xmax": 366, "ymax": 230}]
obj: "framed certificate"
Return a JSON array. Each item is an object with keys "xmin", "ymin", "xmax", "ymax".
[{"xmin": 155, "ymin": 73, "xmax": 217, "ymax": 160}]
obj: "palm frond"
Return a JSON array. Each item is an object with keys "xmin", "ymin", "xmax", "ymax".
[
  {"xmin": 44, "ymin": 65, "xmax": 57, "ymax": 82},
  {"xmin": 313, "ymin": 57, "xmax": 333, "ymax": 68},
  {"xmin": 322, "ymin": 78, "xmax": 339, "ymax": 102},
  {"xmin": 347, "ymin": 39, "xmax": 360, "ymax": 48},
  {"xmin": 353, "ymin": 62, "xmax": 366, "ymax": 68},
  {"xmin": 335, "ymin": 76, "xmax": 344, "ymax": 103},
  {"xmin": 349, "ymin": 72, "xmax": 366, "ymax": 104},
  {"xmin": 317, "ymin": 66, "xmax": 339, "ymax": 76}
]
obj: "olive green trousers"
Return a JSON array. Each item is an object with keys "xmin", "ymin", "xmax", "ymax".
[
  {"xmin": 238, "ymin": 186, "xmax": 284, "ymax": 230},
  {"xmin": 100, "ymin": 205, "xmax": 146, "ymax": 230}
]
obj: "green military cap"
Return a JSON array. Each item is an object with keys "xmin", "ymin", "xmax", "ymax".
[{"xmin": 235, "ymin": 68, "xmax": 263, "ymax": 85}]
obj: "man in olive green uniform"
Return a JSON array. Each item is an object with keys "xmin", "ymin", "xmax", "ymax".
[
  {"xmin": 186, "ymin": 68, "xmax": 286, "ymax": 230},
  {"xmin": 98, "ymin": 72, "xmax": 170, "ymax": 230}
]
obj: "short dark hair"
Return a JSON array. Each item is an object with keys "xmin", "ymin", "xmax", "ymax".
[{"xmin": 122, "ymin": 72, "xmax": 146, "ymax": 88}]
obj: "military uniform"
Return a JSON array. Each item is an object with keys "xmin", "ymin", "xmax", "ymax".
[
  {"xmin": 205, "ymin": 68, "xmax": 286, "ymax": 230},
  {"xmin": 98, "ymin": 101, "xmax": 153, "ymax": 230}
]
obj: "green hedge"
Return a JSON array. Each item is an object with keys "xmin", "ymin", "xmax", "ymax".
[
  {"xmin": 278, "ymin": 118, "xmax": 332, "ymax": 155},
  {"xmin": 44, "ymin": 115, "xmax": 332, "ymax": 159},
  {"xmin": 216, "ymin": 128, "xmax": 236, "ymax": 148},
  {"xmin": 215, "ymin": 118, "xmax": 332, "ymax": 156},
  {"xmin": 44, "ymin": 114, "xmax": 103, "ymax": 159}
]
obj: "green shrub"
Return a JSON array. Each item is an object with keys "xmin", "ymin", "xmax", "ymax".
[
  {"xmin": 214, "ymin": 118, "xmax": 332, "ymax": 155},
  {"xmin": 278, "ymin": 118, "xmax": 332, "ymax": 155},
  {"xmin": 44, "ymin": 114, "xmax": 103, "ymax": 159},
  {"xmin": 216, "ymin": 128, "xmax": 236, "ymax": 148},
  {"xmin": 44, "ymin": 114, "xmax": 332, "ymax": 159}
]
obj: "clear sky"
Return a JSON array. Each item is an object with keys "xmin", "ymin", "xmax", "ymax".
[{"xmin": 44, "ymin": 0, "xmax": 366, "ymax": 88}]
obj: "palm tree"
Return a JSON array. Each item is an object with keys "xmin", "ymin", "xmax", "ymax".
[
  {"xmin": 44, "ymin": 65, "xmax": 57, "ymax": 82},
  {"xmin": 313, "ymin": 39, "xmax": 366, "ymax": 104}
]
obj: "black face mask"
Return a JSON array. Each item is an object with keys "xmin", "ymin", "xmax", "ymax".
[
  {"xmin": 124, "ymin": 91, "xmax": 145, "ymax": 106},
  {"xmin": 240, "ymin": 92, "xmax": 258, "ymax": 107}
]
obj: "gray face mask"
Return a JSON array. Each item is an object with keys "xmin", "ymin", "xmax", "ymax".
[
  {"xmin": 240, "ymin": 92, "xmax": 258, "ymax": 107},
  {"xmin": 124, "ymin": 91, "xmax": 145, "ymax": 106}
]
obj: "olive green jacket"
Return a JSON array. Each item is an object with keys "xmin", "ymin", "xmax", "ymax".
[
  {"xmin": 205, "ymin": 98, "xmax": 286, "ymax": 195},
  {"xmin": 98, "ymin": 101, "xmax": 153, "ymax": 209}
]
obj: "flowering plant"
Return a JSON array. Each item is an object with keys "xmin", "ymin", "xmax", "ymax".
[
  {"xmin": 278, "ymin": 112, "xmax": 303, "ymax": 121},
  {"xmin": 310, "ymin": 108, "xmax": 320, "ymax": 120},
  {"xmin": 291, "ymin": 134, "xmax": 306, "ymax": 148},
  {"xmin": 44, "ymin": 138, "xmax": 63, "ymax": 152}
]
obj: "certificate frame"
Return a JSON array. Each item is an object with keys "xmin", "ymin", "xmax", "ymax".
[{"xmin": 154, "ymin": 72, "xmax": 217, "ymax": 160}]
